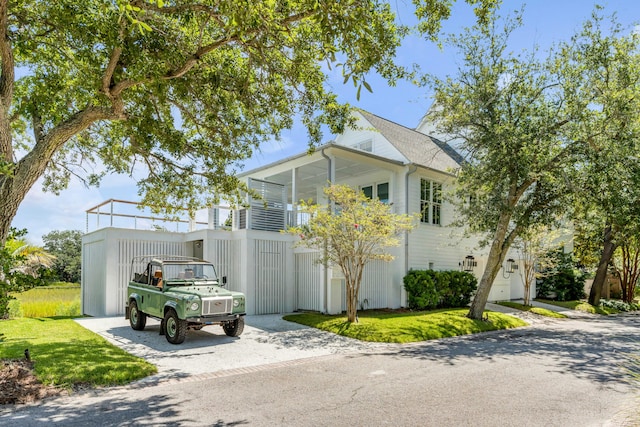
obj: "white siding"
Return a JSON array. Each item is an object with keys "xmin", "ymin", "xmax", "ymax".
[
  {"xmin": 81, "ymin": 237, "xmax": 106, "ymax": 317},
  {"xmin": 81, "ymin": 228, "xmax": 187, "ymax": 317},
  {"xmin": 358, "ymin": 260, "xmax": 391, "ymax": 309},
  {"xmin": 407, "ymin": 173, "xmax": 471, "ymax": 272},
  {"xmin": 116, "ymin": 239, "xmax": 187, "ymax": 315},
  {"xmin": 253, "ymin": 239, "xmax": 288, "ymax": 314},
  {"xmin": 205, "ymin": 237, "xmax": 241, "ymax": 292},
  {"xmin": 335, "ymin": 113, "xmax": 407, "ymax": 162},
  {"xmin": 295, "ymin": 252, "xmax": 323, "ymax": 312}
]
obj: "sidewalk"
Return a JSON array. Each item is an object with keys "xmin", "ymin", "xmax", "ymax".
[{"xmin": 488, "ymin": 299, "xmax": 598, "ymax": 319}]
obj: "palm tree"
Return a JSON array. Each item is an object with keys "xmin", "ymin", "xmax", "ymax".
[{"xmin": 5, "ymin": 238, "xmax": 56, "ymax": 277}]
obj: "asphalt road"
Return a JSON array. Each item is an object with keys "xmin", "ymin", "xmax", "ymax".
[{"xmin": 2, "ymin": 311, "xmax": 640, "ymax": 426}]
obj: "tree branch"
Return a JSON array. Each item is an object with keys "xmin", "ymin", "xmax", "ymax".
[{"xmin": 0, "ymin": 0, "xmax": 14, "ymax": 162}]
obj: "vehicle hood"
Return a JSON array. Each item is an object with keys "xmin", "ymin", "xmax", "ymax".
[{"xmin": 164, "ymin": 284, "xmax": 241, "ymax": 298}]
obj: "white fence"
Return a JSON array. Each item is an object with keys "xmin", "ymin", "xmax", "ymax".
[{"xmin": 82, "ymin": 227, "xmax": 400, "ymax": 317}]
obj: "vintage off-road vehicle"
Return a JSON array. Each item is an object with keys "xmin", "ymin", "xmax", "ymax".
[{"xmin": 125, "ymin": 255, "xmax": 246, "ymax": 344}]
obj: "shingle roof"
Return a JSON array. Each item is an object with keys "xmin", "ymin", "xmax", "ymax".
[{"xmin": 358, "ymin": 110, "xmax": 463, "ymax": 172}]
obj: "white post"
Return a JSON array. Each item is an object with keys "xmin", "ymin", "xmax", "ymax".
[{"xmin": 291, "ymin": 168, "xmax": 298, "ymax": 226}]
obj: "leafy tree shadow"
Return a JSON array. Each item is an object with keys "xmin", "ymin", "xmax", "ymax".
[
  {"xmin": 2, "ymin": 393, "xmax": 249, "ymax": 426},
  {"xmin": 359, "ymin": 316, "xmax": 640, "ymax": 388}
]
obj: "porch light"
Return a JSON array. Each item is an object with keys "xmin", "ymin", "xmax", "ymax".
[
  {"xmin": 461, "ymin": 255, "xmax": 476, "ymax": 272},
  {"xmin": 504, "ymin": 258, "xmax": 518, "ymax": 275}
]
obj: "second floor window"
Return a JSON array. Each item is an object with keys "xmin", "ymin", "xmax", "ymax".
[
  {"xmin": 420, "ymin": 179, "xmax": 442, "ymax": 225},
  {"xmin": 354, "ymin": 139, "xmax": 373, "ymax": 152}
]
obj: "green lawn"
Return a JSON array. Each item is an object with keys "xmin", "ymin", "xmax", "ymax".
[
  {"xmin": 534, "ymin": 299, "xmax": 619, "ymax": 315},
  {"xmin": 0, "ymin": 317, "xmax": 156, "ymax": 388},
  {"xmin": 283, "ymin": 309, "xmax": 527, "ymax": 343},
  {"xmin": 10, "ymin": 283, "xmax": 81, "ymax": 318},
  {"xmin": 496, "ymin": 301, "xmax": 568, "ymax": 318}
]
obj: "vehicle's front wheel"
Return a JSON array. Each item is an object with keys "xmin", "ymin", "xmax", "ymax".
[
  {"xmin": 129, "ymin": 300, "xmax": 147, "ymax": 331},
  {"xmin": 223, "ymin": 317, "xmax": 245, "ymax": 337},
  {"xmin": 164, "ymin": 309, "xmax": 186, "ymax": 344}
]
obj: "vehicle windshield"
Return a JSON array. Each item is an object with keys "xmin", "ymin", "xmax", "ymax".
[{"xmin": 163, "ymin": 263, "xmax": 217, "ymax": 283}]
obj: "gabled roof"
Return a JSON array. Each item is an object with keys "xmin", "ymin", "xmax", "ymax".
[{"xmin": 358, "ymin": 110, "xmax": 463, "ymax": 171}]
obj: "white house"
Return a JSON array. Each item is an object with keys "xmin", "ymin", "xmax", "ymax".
[{"xmin": 81, "ymin": 110, "xmax": 528, "ymax": 317}]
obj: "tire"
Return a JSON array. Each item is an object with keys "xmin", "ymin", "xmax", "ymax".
[
  {"xmin": 164, "ymin": 309, "xmax": 186, "ymax": 344},
  {"xmin": 223, "ymin": 317, "xmax": 245, "ymax": 337},
  {"xmin": 129, "ymin": 300, "xmax": 147, "ymax": 331}
]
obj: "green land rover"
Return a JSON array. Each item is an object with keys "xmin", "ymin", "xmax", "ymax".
[{"xmin": 125, "ymin": 255, "xmax": 246, "ymax": 344}]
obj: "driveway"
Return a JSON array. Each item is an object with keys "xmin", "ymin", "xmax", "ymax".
[{"xmin": 73, "ymin": 314, "xmax": 389, "ymax": 383}]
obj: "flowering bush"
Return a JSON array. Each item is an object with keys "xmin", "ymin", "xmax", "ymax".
[{"xmin": 599, "ymin": 299, "xmax": 640, "ymax": 312}]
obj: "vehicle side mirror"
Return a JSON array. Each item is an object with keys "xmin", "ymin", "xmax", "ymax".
[{"xmin": 221, "ymin": 276, "xmax": 227, "ymax": 287}]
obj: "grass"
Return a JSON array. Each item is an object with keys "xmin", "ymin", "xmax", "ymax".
[
  {"xmin": 9, "ymin": 283, "xmax": 81, "ymax": 318},
  {"xmin": 283, "ymin": 308, "xmax": 527, "ymax": 343},
  {"xmin": 496, "ymin": 301, "xmax": 567, "ymax": 318},
  {"xmin": 0, "ymin": 317, "xmax": 157, "ymax": 388},
  {"xmin": 535, "ymin": 299, "xmax": 619, "ymax": 315}
]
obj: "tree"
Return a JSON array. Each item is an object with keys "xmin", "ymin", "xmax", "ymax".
[
  {"xmin": 42, "ymin": 230, "xmax": 82, "ymax": 283},
  {"xmin": 560, "ymin": 10, "xmax": 640, "ymax": 306},
  {"xmin": 287, "ymin": 184, "xmax": 417, "ymax": 323},
  {"xmin": 0, "ymin": 0, "xmax": 497, "ymax": 248},
  {"xmin": 0, "ymin": 228, "xmax": 52, "ymax": 318},
  {"xmin": 425, "ymin": 11, "xmax": 582, "ymax": 319},
  {"xmin": 612, "ymin": 235, "xmax": 640, "ymax": 304},
  {"xmin": 515, "ymin": 226, "xmax": 571, "ymax": 306}
]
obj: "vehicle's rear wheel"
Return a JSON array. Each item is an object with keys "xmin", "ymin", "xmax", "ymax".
[
  {"xmin": 164, "ymin": 309, "xmax": 186, "ymax": 344},
  {"xmin": 223, "ymin": 317, "xmax": 245, "ymax": 337},
  {"xmin": 129, "ymin": 300, "xmax": 147, "ymax": 330}
]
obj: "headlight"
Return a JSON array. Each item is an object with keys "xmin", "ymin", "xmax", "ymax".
[
  {"xmin": 233, "ymin": 299, "xmax": 240, "ymax": 307},
  {"xmin": 190, "ymin": 302, "xmax": 199, "ymax": 311}
]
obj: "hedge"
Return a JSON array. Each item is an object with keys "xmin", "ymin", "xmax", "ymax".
[{"xmin": 403, "ymin": 269, "xmax": 477, "ymax": 310}]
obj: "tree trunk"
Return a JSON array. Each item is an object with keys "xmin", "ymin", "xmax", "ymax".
[
  {"xmin": 588, "ymin": 224, "xmax": 616, "ymax": 306},
  {"xmin": 619, "ymin": 242, "xmax": 640, "ymax": 304},
  {"xmin": 468, "ymin": 213, "xmax": 513, "ymax": 320},
  {"xmin": 346, "ymin": 281, "xmax": 356, "ymax": 322}
]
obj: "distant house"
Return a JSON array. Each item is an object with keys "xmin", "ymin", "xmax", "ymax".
[{"xmin": 81, "ymin": 110, "xmax": 527, "ymax": 317}]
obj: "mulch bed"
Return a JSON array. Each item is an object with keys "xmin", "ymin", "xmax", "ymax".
[{"xmin": 0, "ymin": 359, "xmax": 63, "ymax": 404}]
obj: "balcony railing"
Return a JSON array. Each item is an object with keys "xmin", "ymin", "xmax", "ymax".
[
  {"xmin": 85, "ymin": 199, "xmax": 232, "ymax": 233},
  {"xmin": 85, "ymin": 199, "xmax": 310, "ymax": 233}
]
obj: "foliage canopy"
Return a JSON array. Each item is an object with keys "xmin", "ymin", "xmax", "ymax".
[{"xmin": 0, "ymin": 0, "xmax": 498, "ymax": 247}]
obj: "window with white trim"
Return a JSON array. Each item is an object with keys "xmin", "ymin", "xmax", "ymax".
[
  {"xmin": 420, "ymin": 179, "xmax": 442, "ymax": 225},
  {"xmin": 353, "ymin": 139, "xmax": 373, "ymax": 152},
  {"xmin": 361, "ymin": 182, "xmax": 389, "ymax": 204}
]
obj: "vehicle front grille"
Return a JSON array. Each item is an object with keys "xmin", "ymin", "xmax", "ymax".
[{"xmin": 201, "ymin": 297, "xmax": 232, "ymax": 315}]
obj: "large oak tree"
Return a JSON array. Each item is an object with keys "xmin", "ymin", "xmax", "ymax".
[
  {"xmin": 426, "ymin": 11, "xmax": 585, "ymax": 319},
  {"xmin": 426, "ymin": 8, "xmax": 639, "ymax": 319},
  {"xmin": 0, "ymin": 0, "xmax": 497, "ymax": 247},
  {"xmin": 564, "ymin": 12, "xmax": 640, "ymax": 305}
]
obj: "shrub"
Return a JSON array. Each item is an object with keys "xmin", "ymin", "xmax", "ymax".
[
  {"xmin": 536, "ymin": 251, "xmax": 585, "ymax": 301},
  {"xmin": 404, "ymin": 269, "xmax": 477, "ymax": 310},
  {"xmin": 404, "ymin": 270, "xmax": 439, "ymax": 310},
  {"xmin": 599, "ymin": 299, "xmax": 640, "ymax": 312},
  {"xmin": 7, "ymin": 299, "xmax": 22, "ymax": 318},
  {"xmin": 436, "ymin": 270, "xmax": 477, "ymax": 308}
]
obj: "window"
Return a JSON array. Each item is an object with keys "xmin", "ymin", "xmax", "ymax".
[
  {"xmin": 354, "ymin": 139, "xmax": 373, "ymax": 152},
  {"xmin": 361, "ymin": 185, "xmax": 373, "ymax": 199},
  {"xmin": 420, "ymin": 179, "xmax": 442, "ymax": 225},
  {"xmin": 361, "ymin": 182, "xmax": 389, "ymax": 203},
  {"xmin": 376, "ymin": 182, "xmax": 389, "ymax": 204}
]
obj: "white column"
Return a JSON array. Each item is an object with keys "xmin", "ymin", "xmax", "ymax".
[{"xmin": 291, "ymin": 168, "xmax": 299, "ymax": 226}]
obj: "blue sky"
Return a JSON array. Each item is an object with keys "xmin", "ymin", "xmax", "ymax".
[{"xmin": 11, "ymin": 0, "xmax": 640, "ymax": 244}]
